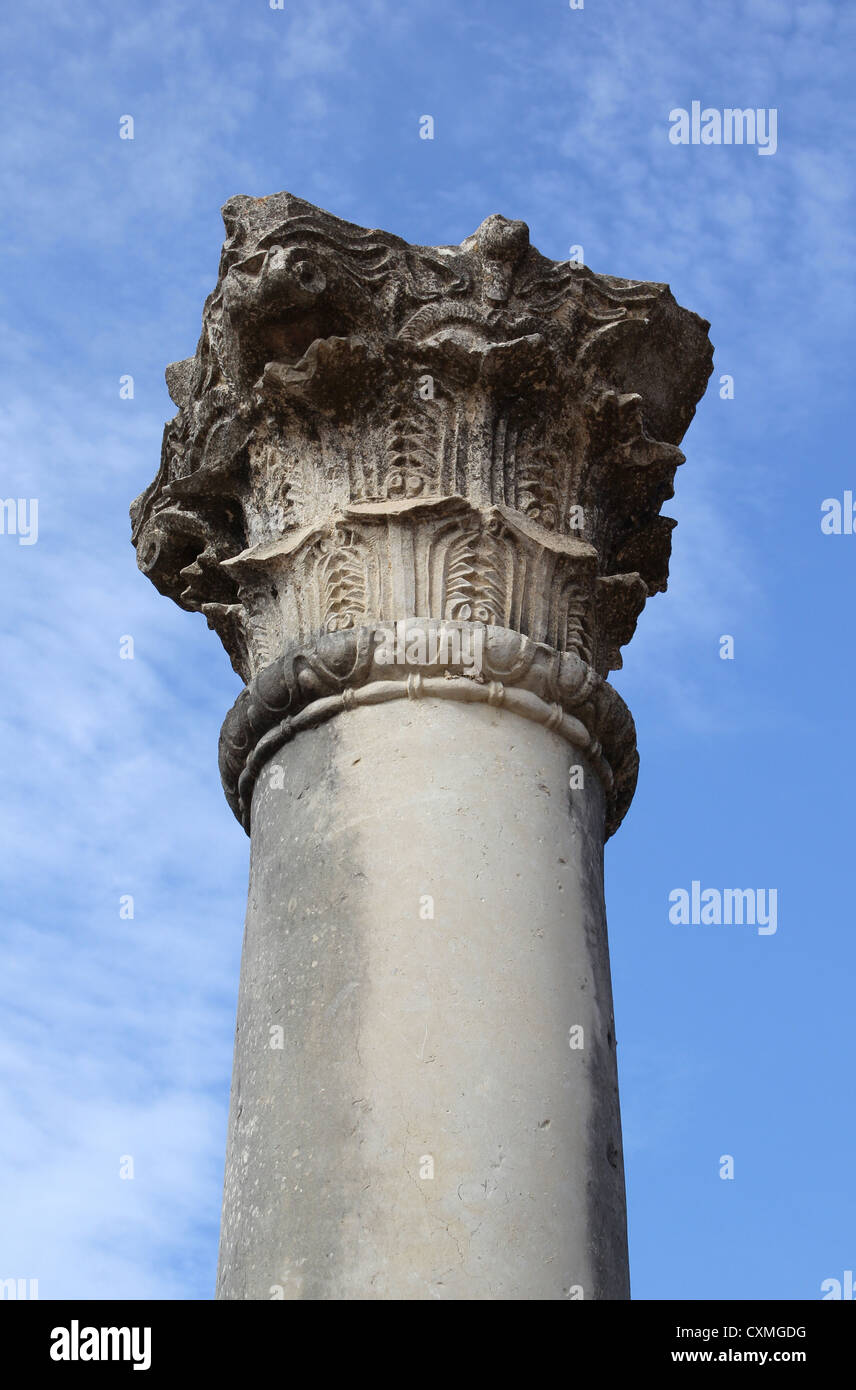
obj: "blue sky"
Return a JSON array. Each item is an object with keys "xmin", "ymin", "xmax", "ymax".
[{"xmin": 1, "ymin": 0, "xmax": 853, "ymax": 1300}]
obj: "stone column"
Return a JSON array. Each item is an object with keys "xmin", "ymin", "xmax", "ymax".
[{"xmin": 131, "ymin": 194, "xmax": 712, "ymax": 1300}]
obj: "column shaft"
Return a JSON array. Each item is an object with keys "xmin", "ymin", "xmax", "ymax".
[{"xmin": 216, "ymin": 698, "xmax": 628, "ymax": 1300}]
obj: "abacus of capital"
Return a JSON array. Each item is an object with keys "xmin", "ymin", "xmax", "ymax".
[{"xmin": 131, "ymin": 194, "xmax": 712, "ymax": 1301}]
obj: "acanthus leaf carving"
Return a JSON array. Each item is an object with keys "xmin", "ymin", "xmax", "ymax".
[{"xmin": 131, "ymin": 192, "xmax": 712, "ymax": 824}]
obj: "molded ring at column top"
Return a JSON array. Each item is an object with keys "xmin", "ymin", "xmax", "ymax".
[{"xmin": 218, "ymin": 622, "xmax": 638, "ymax": 839}]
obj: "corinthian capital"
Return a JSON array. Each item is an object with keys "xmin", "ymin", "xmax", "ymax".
[
  {"xmin": 132, "ymin": 194, "xmax": 711, "ymax": 670},
  {"xmin": 131, "ymin": 194, "xmax": 712, "ymax": 834}
]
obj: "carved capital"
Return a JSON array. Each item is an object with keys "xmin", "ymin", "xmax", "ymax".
[{"xmin": 131, "ymin": 193, "xmax": 712, "ymax": 828}]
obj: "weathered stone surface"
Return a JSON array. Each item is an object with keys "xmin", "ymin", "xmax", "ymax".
[
  {"xmin": 218, "ymin": 699, "xmax": 627, "ymax": 1301},
  {"xmin": 130, "ymin": 194, "xmax": 712, "ymax": 1300},
  {"xmin": 131, "ymin": 193, "xmax": 712, "ymax": 693}
]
